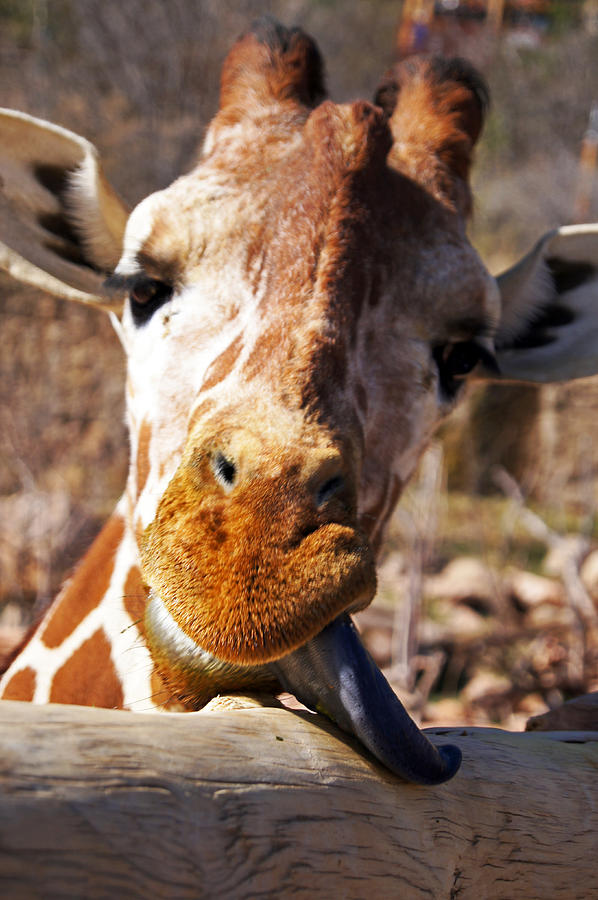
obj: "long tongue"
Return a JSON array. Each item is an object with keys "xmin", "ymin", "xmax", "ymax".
[{"xmin": 270, "ymin": 615, "xmax": 461, "ymax": 785}]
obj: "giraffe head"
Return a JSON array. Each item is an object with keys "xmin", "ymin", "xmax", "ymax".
[
  {"xmin": 110, "ymin": 22, "xmax": 493, "ymax": 782},
  {"xmin": 3, "ymin": 18, "xmax": 598, "ymax": 783}
]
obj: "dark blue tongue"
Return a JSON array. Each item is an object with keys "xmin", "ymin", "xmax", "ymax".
[{"xmin": 271, "ymin": 614, "xmax": 461, "ymax": 785}]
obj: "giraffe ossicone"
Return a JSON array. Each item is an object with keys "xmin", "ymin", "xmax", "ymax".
[{"xmin": 2, "ymin": 17, "xmax": 598, "ymax": 784}]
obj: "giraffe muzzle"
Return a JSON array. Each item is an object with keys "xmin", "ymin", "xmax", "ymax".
[{"xmin": 270, "ymin": 615, "xmax": 462, "ymax": 785}]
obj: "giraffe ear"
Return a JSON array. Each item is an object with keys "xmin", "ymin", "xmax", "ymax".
[
  {"xmin": 492, "ymin": 225, "xmax": 598, "ymax": 383},
  {"xmin": 376, "ymin": 57, "xmax": 488, "ymax": 215},
  {"xmin": 0, "ymin": 108, "xmax": 129, "ymax": 308},
  {"xmin": 216, "ymin": 16, "xmax": 325, "ymax": 126}
]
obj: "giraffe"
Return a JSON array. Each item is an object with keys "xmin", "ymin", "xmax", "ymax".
[{"xmin": 1, "ymin": 18, "xmax": 598, "ymax": 784}]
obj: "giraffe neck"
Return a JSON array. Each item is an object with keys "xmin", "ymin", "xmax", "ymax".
[{"xmin": 0, "ymin": 498, "xmax": 175, "ymax": 711}]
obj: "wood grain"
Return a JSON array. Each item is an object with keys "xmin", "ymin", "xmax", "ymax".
[{"xmin": 1, "ymin": 700, "xmax": 597, "ymax": 899}]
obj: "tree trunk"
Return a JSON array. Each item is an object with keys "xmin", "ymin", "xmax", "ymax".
[{"xmin": 1, "ymin": 699, "xmax": 597, "ymax": 899}]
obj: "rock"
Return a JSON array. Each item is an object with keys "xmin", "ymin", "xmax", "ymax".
[
  {"xmin": 424, "ymin": 557, "xmax": 500, "ymax": 610},
  {"xmin": 580, "ymin": 549, "xmax": 598, "ymax": 599},
  {"xmin": 543, "ymin": 534, "xmax": 590, "ymax": 577},
  {"xmin": 419, "ymin": 601, "xmax": 491, "ymax": 645},
  {"xmin": 516, "ymin": 693, "xmax": 549, "ymax": 716},
  {"xmin": 502, "ymin": 711, "xmax": 531, "ymax": 732},
  {"xmin": 526, "ymin": 604, "xmax": 576, "ymax": 629},
  {"xmin": 355, "ymin": 604, "xmax": 394, "ymax": 667},
  {"xmin": 374, "ymin": 553, "xmax": 408, "ymax": 606},
  {"xmin": 507, "ymin": 569, "xmax": 565, "ymax": 608},
  {"xmin": 526, "ymin": 692, "xmax": 598, "ymax": 732},
  {"xmin": 462, "ymin": 670, "xmax": 512, "ymax": 705},
  {"xmin": 423, "ymin": 697, "xmax": 466, "ymax": 726}
]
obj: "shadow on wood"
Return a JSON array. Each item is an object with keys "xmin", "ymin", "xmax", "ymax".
[{"xmin": 1, "ymin": 700, "xmax": 597, "ymax": 899}]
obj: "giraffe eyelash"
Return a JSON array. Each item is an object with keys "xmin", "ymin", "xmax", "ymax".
[
  {"xmin": 129, "ymin": 278, "xmax": 174, "ymax": 326},
  {"xmin": 433, "ymin": 340, "xmax": 499, "ymax": 399},
  {"xmin": 104, "ymin": 272, "xmax": 174, "ymax": 326}
]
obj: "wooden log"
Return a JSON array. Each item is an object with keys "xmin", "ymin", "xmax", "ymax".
[{"xmin": 1, "ymin": 699, "xmax": 597, "ymax": 899}]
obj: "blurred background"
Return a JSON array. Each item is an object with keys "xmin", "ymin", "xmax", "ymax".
[{"xmin": 1, "ymin": 0, "xmax": 597, "ymax": 726}]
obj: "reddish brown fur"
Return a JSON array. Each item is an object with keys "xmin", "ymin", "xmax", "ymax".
[
  {"xmin": 49, "ymin": 628, "xmax": 124, "ymax": 707},
  {"xmin": 123, "ymin": 565, "xmax": 149, "ymax": 637},
  {"xmin": 217, "ymin": 20, "xmax": 325, "ymax": 128},
  {"xmin": 215, "ymin": 100, "xmax": 395, "ymax": 418},
  {"xmin": 201, "ymin": 336, "xmax": 244, "ymax": 392},
  {"xmin": 41, "ymin": 515, "xmax": 124, "ymax": 649},
  {"xmin": 376, "ymin": 57, "xmax": 487, "ymax": 214},
  {"xmin": 143, "ymin": 452, "xmax": 375, "ymax": 664},
  {"xmin": 136, "ymin": 420, "xmax": 152, "ymax": 498},
  {"xmin": 244, "ymin": 326, "xmax": 282, "ymax": 381},
  {"xmin": 1, "ymin": 665, "xmax": 36, "ymax": 701},
  {"xmin": 150, "ymin": 670, "xmax": 177, "ymax": 708}
]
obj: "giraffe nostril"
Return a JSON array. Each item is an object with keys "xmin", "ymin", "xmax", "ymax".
[
  {"xmin": 316, "ymin": 474, "xmax": 345, "ymax": 507},
  {"xmin": 212, "ymin": 451, "xmax": 237, "ymax": 490}
]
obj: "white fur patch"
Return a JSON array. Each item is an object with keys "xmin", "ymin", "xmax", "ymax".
[
  {"xmin": 67, "ymin": 152, "xmax": 128, "ymax": 271},
  {"xmin": 116, "ymin": 191, "xmax": 165, "ymax": 276}
]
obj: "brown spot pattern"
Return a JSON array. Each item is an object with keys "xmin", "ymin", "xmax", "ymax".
[
  {"xmin": 1, "ymin": 666, "xmax": 36, "ymax": 701},
  {"xmin": 123, "ymin": 565, "xmax": 148, "ymax": 639},
  {"xmin": 136, "ymin": 419, "xmax": 152, "ymax": 498},
  {"xmin": 244, "ymin": 326, "xmax": 282, "ymax": 381},
  {"xmin": 49, "ymin": 628, "xmax": 124, "ymax": 708},
  {"xmin": 41, "ymin": 516, "xmax": 124, "ymax": 649},
  {"xmin": 149, "ymin": 670, "xmax": 182, "ymax": 709},
  {"xmin": 201, "ymin": 335, "xmax": 243, "ymax": 392}
]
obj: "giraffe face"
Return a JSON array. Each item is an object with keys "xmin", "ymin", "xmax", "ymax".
[
  {"xmin": 111, "ymin": 76, "xmax": 496, "ymax": 689},
  {"xmin": 104, "ymin": 23, "xmax": 495, "ymax": 781}
]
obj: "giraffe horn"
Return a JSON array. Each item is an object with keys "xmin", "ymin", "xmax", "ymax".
[
  {"xmin": 217, "ymin": 16, "xmax": 325, "ymax": 123},
  {"xmin": 270, "ymin": 615, "xmax": 462, "ymax": 785},
  {"xmin": 375, "ymin": 56, "xmax": 488, "ymax": 215}
]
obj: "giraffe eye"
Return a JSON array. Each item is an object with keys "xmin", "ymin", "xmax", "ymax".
[
  {"xmin": 438, "ymin": 341, "xmax": 482, "ymax": 376},
  {"xmin": 129, "ymin": 277, "xmax": 173, "ymax": 326},
  {"xmin": 433, "ymin": 341, "xmax": 498, "ymax": 398}
]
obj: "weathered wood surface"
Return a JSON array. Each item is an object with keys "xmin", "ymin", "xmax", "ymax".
[{"xmin": 1, "ymin": 700, "xmax": 597, "ymax": 899}]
